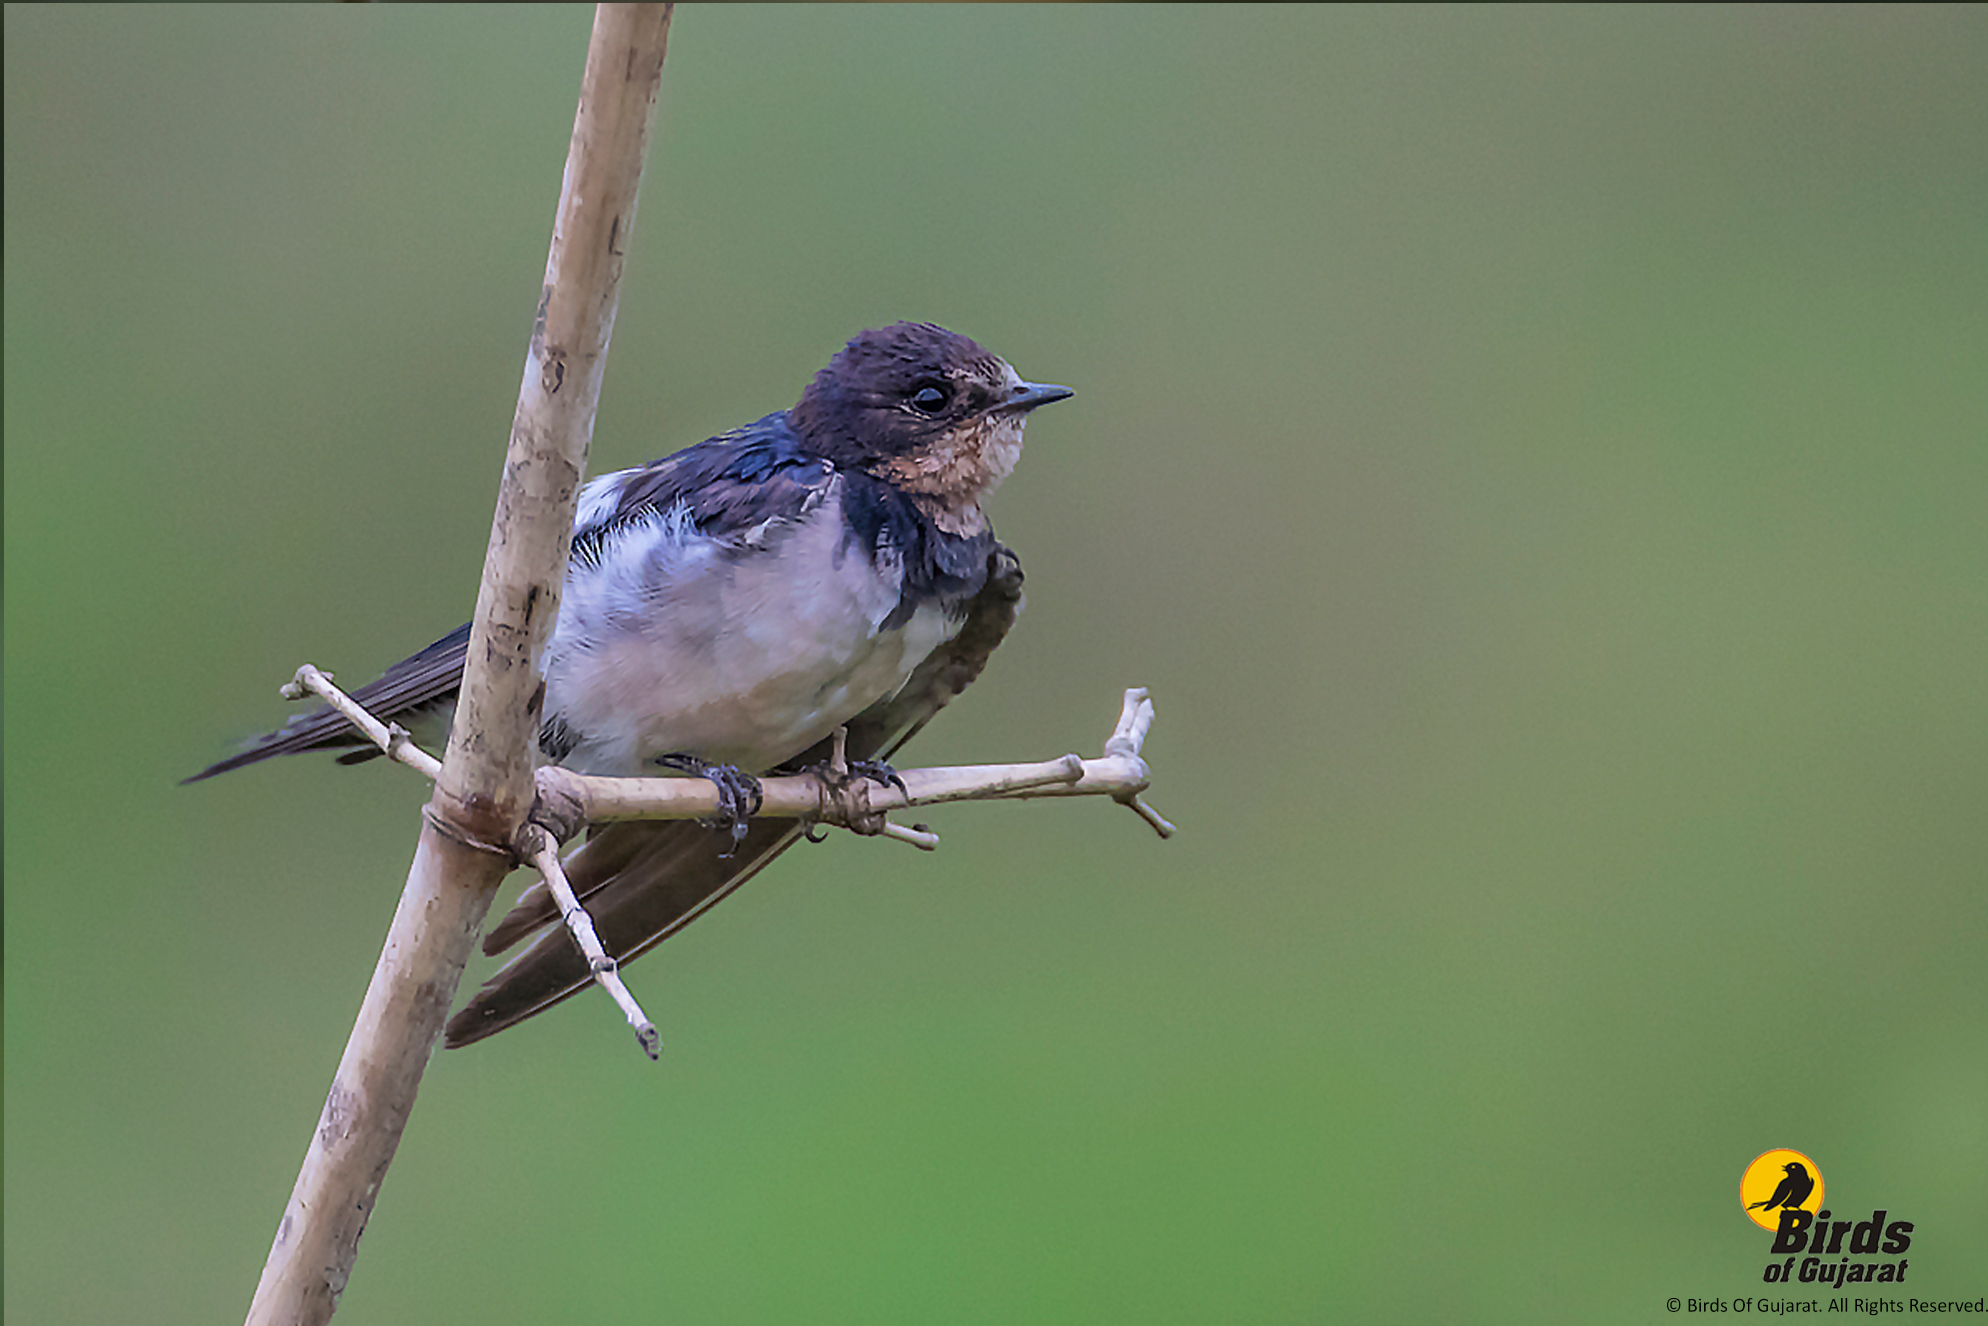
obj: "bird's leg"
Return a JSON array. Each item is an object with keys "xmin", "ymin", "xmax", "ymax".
[
  {"xmin": 653, "ymin": 753, "xmax": 763, "ymax": 856},
  {"xmin": 800, "ymin": 726, "xmax": 907, "ymax": 798}
]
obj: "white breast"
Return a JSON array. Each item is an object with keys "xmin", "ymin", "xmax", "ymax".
[{"xmin": 540, "ymin": 476, "xmax": 955, "ymax": 776}]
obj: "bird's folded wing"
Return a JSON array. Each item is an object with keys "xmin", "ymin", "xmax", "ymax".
[
  {"xmin": 182, "ymin": 624, "xmax": 473, "ymax": 782},
  {"xmin": 443, "ymin": 544, "xmax": 1025, "ymax": 1048}
]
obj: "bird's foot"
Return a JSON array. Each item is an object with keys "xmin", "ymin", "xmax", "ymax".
[
  {"xmin": 654, "ymin": 754, "xmax": 763, "ymax": 857},
  {"xmin": 793, "ymin": 749, "xmax": 906, "ymax": 839},
  {"xmin": 848, "ymin": 758, "xmax": 908, "ymax": 798},
  {"xmin": 802, "ymin": 754, "xmax": 907, "ymax": 799}
]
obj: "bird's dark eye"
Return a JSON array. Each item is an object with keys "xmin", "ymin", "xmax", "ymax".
[{"xmin": 909, "ymin": 384, "xmax": 950, "ymax": 415}]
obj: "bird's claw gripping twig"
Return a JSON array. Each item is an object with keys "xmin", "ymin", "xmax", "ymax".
[
  {"xmin": 791, "ymin": 731, "xmax": 917, "ymax": 842},
  {"xmin": 804, "ymin": 725, "xmax": 904, "ymax": 795},
  {"xmin": 814, "ymin": 756, "xmax": 907, "ymax": 798},
  {"xmin": 653, "ymin": 754, "xmax": 763, "ymax": 856}
]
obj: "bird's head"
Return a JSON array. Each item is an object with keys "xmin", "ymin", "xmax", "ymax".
[{"xmin": 791, "ymin": 322, "xmax": 1072, "ymax": 533}]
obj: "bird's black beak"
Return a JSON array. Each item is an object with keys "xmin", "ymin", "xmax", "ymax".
[{"xmin": 1000, "ymin": 381, "xmax": 1075, "ymax": 413}]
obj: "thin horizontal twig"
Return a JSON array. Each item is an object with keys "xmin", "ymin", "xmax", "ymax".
[{"xmin": 284, "ymin": 665, "xmax": 1175, "ymax": 845}]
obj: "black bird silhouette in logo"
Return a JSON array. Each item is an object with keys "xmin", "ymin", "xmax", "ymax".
[{"xmin": 1748, "ymin": 1162, "xmax": 1815, "ymax": 1212}]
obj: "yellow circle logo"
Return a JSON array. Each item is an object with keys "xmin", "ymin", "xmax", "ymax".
[{"xmin": 1741, "ymin": 1148, "xmax": 1825, "ymax": 1232}]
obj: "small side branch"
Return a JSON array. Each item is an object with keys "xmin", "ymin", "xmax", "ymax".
[
  {"xmin": 518, "ymin": 826, "xmax": 660, "ymax": 1058},
  {"xmin": 284, "ymin": 665, "xmax": 443, "ymax": 782}
]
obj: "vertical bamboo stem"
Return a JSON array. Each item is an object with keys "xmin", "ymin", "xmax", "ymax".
[{"xmin": 244, "ymin": 8, "xmax": 672, "ymax": 1322}]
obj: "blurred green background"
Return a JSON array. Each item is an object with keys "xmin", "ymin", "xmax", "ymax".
[{"xmin": 7, "ymin": 5, "xmax": 1985, "ymax": 1322}]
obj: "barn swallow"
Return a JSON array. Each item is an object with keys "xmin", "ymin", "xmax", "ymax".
[{"xmin": 188, "ymin": 322, "xmax": 1070, "ymax": 1046}]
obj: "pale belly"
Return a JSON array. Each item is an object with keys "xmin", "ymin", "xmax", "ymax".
[{"xmin": 539, "ymin": 493, "xmax": 954, "ymax": 776}]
